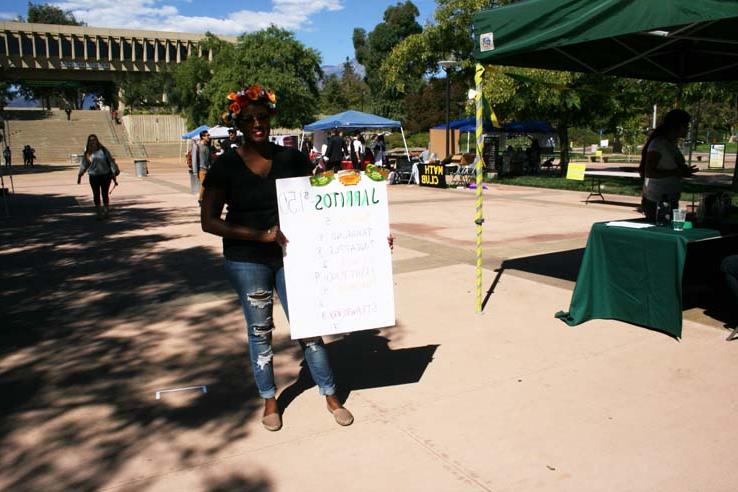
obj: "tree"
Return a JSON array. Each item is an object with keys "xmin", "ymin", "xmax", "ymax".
[
  {"xmin": 168, "ymin": 28, "xmax": 322, "ymax": 128},
  {"xmin": 320, "ymin": 74, "xmax": 348, "ymax": 115},
  {"xmin": 353, "ymin": 1, "xmax": 423, "ymax": 118},
  {"xmin": 119, "ymin": 72, "xmax": 172, "ymax": 113},
  {"xmin": 26, "ymin": 2, "xmax": 84, "ymax": 25},
  {"xmin": 382, "ymin": 0, "xmax": 506, "ymax": 95},
  {"xmin": 203, "ymin": 27, "xmax": 322, "ymax": 128},
  {"xmin": 319, "ymin": 58, "xmax": 370, "ymax": 114},
  {"xmin": 401, "ymin": 78, "xmax": 467, "ymax": 133}
]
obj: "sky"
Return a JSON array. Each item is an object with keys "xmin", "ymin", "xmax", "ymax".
[{"xmin": 0, "ymin": 0, "xmax": 438, "ymax": 66}]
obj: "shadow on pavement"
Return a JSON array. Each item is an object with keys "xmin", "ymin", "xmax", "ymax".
[
  {"xmin": 0, "ymin": 192, "xmax": 278, "ymax": 491},
  {"xmin": 277, "ymin": 330, "xmax": 438, "ymax": 410},
  {"xmin": 1, "ymin": 164, "xmax": 77, "ymax": 176},
  {"xmin": 502, "ymin": 248, "xmax": 585, "ymax": 283}
]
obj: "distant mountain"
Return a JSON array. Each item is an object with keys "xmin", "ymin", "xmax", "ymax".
[{"xmin": 321, "ymin": 59, "xmax": 365, "ymax": 79}]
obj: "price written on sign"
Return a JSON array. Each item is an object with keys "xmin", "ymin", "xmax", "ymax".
[{"xmin": 276, "ymin": 174, "xmax": 395, "ymax": 339}]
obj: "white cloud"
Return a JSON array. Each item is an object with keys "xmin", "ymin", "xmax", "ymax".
[
  {"xmin": 52, "ymin": 0, "xmax": 344, "ymax": 35},
  {"xmin": 0, "ymin": 11, "xmax": 20, "ymax": 20}
]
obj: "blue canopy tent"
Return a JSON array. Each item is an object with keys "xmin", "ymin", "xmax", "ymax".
[
  {"xmin": 181, "ymin": 125, "xmax": 209, "ymax": 140},
  {"xmin": 302, "ymin": 110, "xmax": 410, "ymax": 160},
  {"xmin": 433, "ymin": 118, "xmax": 556, "ymax": 152},
  {"xmin": 432, "ymin": 117, "xmax": 496, "ymax": 133},
  {"xmin": 431, "ymin": 118, "xmax": 553, "ymax": 134}
]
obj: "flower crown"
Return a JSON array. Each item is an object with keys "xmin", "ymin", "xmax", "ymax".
[{"xmin": 222, "ymin": 84, "xmax": 277, "ymax": 124}]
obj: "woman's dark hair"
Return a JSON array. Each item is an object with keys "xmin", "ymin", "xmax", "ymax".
[
  {"xmin": 85, "ymin": 133, "xmax": 107, "ymax": 154},
  {"xmin": 638, "ymin": 109, "xmax": 690, "ymax": 177}
]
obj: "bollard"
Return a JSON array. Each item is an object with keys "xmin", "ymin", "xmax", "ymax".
[{"xmin": 134, "ymin": 159, "xmax": 148, "ymax": 178}]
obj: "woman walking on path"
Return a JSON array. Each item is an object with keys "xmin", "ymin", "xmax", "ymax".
[
  {"xmin": 200, "ymin": 85, "xmax": 355, "ymax": 432},
  {"xmin": 77, "ymin": 134, "xmax": 119, "ymax": 220},
  {"xmin": 639, "ymin": 109, "xmax": 698, "ymax": 221}
]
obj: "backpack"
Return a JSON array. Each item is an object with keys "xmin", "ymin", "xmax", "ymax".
[{"xmin": 186, "ymin": 149, "xmax": 193, "ymax": 170}]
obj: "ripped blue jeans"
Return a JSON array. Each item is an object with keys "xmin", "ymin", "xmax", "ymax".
[{"xmin": 224, "ymin": 258, "xmax": 336, "ymax": 399}]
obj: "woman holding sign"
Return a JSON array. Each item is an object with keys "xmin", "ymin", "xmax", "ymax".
[{"xmin": 200, "ymin": 85, "xmax": 353, "ymax": 431}]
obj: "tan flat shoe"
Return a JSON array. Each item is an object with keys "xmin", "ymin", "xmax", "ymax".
[
  {"xmin": 329, "ymin": 406, "xmax": 354, "ymax": 426},
  {"xmin": 262, "ymin": 412, "xmax": 282, "ymax": 431}
]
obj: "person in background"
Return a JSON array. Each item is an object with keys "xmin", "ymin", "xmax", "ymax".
[
  {"xmin": 225, "ymin": 128, "xmax": 242, "ymax": 149},
  {"xmin": 639, "ymin": 109, "xmax": 698, "ymax": 221},
  {"xmin": 22, "ymin": 145, "xmax": 35, "ymax": 167},
  {"xmin": 192, "ymin": 130, "xmax": 212, "ymax": 204},
  {"xmin": 77, "ymin": 134, "xmax": 119, "ymax": 220},
  {"xmin": 324, "ymin": 129, "xmax": 346, "ymax": 173},
  {"xmin": 349, "ymin": 131, "xmax": 364, "ymax": 170},
  {"xmin": 300, "ymin": 138, "xmax": 312, "ymax": 157},
  {"xmin": 200, "ymin": 84, "xmax": 357, "ymax": 431},
  {"xmin": 64, "ymin": 103, "xmax": 72, "ymax": 121},
  {"xmin": 3, "ymin": 145, "xmax": 11, "ymax": 167},
  {"xmin": 373, "ymin": 134, "xmax": 386, "ymax": 167}
]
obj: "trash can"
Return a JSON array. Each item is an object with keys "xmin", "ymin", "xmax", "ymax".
[
  {"xmin": 189, "ymin": 171, "xmax": 200, "ymax": 195},
  {"xmin": 134, "ymin": 159, "xmax": 148, "ymax": 177}
]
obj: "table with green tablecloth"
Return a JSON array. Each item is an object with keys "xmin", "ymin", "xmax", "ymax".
[{"xmin": 556, "ymin": 222, "xmax": 722, "ymax": 338}]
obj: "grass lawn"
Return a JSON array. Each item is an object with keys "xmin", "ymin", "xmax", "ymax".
[{"xmin": 490, "ymin": 174, "xmax": 738, "ymax": 201}]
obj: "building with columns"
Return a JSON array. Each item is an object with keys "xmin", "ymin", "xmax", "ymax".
[{"xmin": 0, "ymin": 21, "xmax": 236, "ymax": 109}]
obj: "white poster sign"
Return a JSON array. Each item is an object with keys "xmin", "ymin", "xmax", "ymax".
[
  {"xmin": 708, "ymin": 143, "xmax": 725, "ymax": 169},
  {"xmin": 276, "ymin": 174, "xmax": 395, "ymax": 339}
]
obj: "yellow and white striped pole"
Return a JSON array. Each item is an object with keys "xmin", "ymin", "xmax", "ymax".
[{"xmin": 474, "ymin": 63, "xmax": 485, "ymax": 314}]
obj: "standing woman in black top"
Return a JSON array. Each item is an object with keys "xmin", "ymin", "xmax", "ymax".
[{"xmin": 200, "ymin": 85, "xmax": 353, "ymax": 431}]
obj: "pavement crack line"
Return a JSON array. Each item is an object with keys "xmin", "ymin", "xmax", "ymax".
[{"xmin": 399, "ymin": 426, "xmax": 494, "ymax": 491}]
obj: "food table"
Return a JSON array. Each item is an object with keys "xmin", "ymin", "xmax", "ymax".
[{"xmin": 556, "ymin": 221, "xmax": 725, "ymax": 338}]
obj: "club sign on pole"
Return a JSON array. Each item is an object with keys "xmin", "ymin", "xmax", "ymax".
[{"xmin": 276, "ymin": 173, "xmax": 396, "ymax": 339}]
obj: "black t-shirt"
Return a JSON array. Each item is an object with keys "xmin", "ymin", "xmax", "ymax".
[{"xmin": 203, "ymin": 144, "xmax": 312, "ymax": 265}]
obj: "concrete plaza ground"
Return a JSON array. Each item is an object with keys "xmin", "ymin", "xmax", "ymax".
[{"xmin": 1, "ymin": 158, "xmax": 737, "ymax": 491}]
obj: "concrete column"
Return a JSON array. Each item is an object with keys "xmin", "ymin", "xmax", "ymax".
[
  {"xmin": 131, "ymin": 38, "xmax": 136, "ymax": 62},
  {"xmin": 175, "ymin": 40, "xmax": 180, "ymax": 63},
  {"xmin": 154, "ymin": 38, "xmax": 159, "ymax": 62},
  {"xmin": 165, "ymin": 40, "xmax": 169, "ymax": 63},
  {"xmin": 70, "ymin": 34, "xmax": 75, "ymax": 59},
  {"xmin": 58, "ymin": 35, "xmax": 62, "ymax": 59},
  {"xmin": 95, "ymin": 36, "xmax": 100, "ymax": 60},
  {"xmin": 108, "ymin": 36, "xmax": 112, "ymax": 62},
  {"xmin": 83, "ymin": 35, "xmax": 87, "ymax": 59},
  {"xmin": 17, "ymin": 33, "xmax": 23, "ymax": 57},
  {"xmin": 31, "ymin": 33, "xmax": 36, "ymax": 57},
  {"xmin": 44, "ymin": 35, "xmax": 49, "ymax": 59}
]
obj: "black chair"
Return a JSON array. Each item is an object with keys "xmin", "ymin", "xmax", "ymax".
[{"xmin": 394, "ymin": 158, "xmax": 414, "ymax": 184}]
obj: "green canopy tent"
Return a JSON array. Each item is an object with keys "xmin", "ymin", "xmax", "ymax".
[
  {"xmin": 472, "ymin": 0, "xmax": 738, "ymax": 82},
  {"xmin": 466, "ymin": 0, "xmax": 738, "ymax": 312},
  {"xmin": 472, "ymin": 0, "xmax": 738, "ymax": 182}
]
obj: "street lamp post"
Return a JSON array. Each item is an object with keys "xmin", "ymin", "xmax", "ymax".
[{"xmin": 439, "ymin": 59, "xmax": 459, "ymax": 159}]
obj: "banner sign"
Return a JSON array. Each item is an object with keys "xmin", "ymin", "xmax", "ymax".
[
  {"xmin": 418, "ymin": 163, "xmax": 447, "ymax": 188},
  {"xmin": 708, "ymin": 144, "xmax": 725, "ymax": 169},
  {"xmin": 566, "ymin": 163, "xmax": 586, "ymax": 181},
  {"xmin": 276, "ymin": 173, "xmax": 395, "ymax": 339}
]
